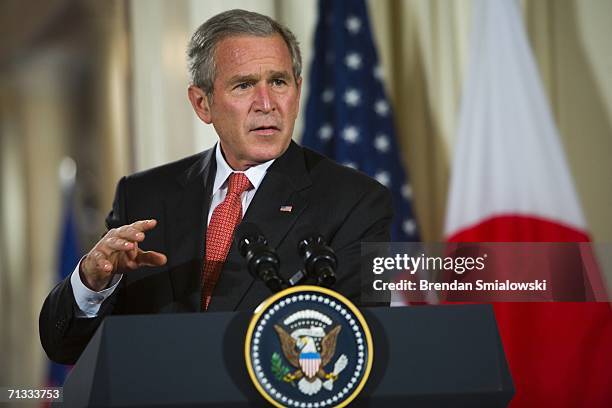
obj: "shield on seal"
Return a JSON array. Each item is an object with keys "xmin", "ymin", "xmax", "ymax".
[{"xmin": 299, "ymin": 349, "xmax": 321, "ymax": 379}]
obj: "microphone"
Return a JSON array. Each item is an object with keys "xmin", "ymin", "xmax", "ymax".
[
  {"xmin": 297, "ymin": 227, "xmax": 337, "ymax": 288},
  {"xmin": 235, "ymin": 222, "xmax": 285, "ymax": 293}
]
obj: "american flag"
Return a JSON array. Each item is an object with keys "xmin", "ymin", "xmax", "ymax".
[
  {"xmin": 45, "ymin": 161, "xmax": 79, "ymax": 395},
  {"xmin": 302, "ymin": 0, "xmax": 420, "ymax": 241}
]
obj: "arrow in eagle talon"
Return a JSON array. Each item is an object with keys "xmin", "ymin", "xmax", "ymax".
[{"xmin": 323, "ymin": 354, "xmax": 349, "ymax": 391}]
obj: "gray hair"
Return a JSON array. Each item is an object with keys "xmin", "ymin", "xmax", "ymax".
[{"xmin": 187, "ymin": 9, "xmax": 302, "ymax": 98}]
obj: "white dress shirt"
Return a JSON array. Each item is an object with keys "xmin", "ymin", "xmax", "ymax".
[{"xmin": 71, "ymin": 143, "xmax": 274, "ymax": 317}]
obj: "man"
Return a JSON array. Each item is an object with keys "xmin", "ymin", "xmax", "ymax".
[{"xmin": 40, "ymin": 9, "xmax": 392, "ymax": 364}]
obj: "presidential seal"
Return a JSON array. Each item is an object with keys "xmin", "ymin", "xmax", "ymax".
[{"xmin": 245, "ymin": 285, "xmax": 373, "ymax": 408}]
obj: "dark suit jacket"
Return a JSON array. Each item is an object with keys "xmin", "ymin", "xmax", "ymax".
[{"xmin": 39, "ymin": 141, "xmax": 392, "ymax": 364}]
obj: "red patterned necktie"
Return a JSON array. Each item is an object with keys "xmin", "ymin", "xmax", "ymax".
[{"xmin": 201, "ymin": 172, "xmax": 253, "ymax": 310}]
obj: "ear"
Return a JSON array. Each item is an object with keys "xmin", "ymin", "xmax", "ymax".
[
  {"xmin": 187, "ymin": 85, "xmax": 212, "ymax": 124},
  {"xmin": 294, "ymin": 77, "xmax": 303, "ymax": 117}
]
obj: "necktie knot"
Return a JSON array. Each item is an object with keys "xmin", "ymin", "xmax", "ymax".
[{"xmin": 227, "ymin": 172, "xmax": 253, "ymax": 196}]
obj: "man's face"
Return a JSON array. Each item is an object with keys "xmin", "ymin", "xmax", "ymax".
[{"xmin": 188, "ymin": 34, "xmax": 302, "ymax": 170}]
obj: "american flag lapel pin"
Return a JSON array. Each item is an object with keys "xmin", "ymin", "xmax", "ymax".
[{"xmin": 280, "ymin": 205, "xmax": 293, "ymax": 213}]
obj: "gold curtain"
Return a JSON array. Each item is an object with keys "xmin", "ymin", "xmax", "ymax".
[{"xmin": 0, "ymin": 0, "xmax": 131, "ymax": 395}]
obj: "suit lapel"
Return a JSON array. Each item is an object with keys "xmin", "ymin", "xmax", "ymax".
[
  {"xmin": 206, "ymin": 141, "xmax": 312, "ymax": 311},
  {"xmin": 165, "ymin": 148, "xmax": 216, "ymax": 312}
]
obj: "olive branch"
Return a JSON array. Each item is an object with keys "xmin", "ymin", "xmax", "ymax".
[{"xmin": 270, "ymin": 352, "xmax": 292, "ymax": 382}]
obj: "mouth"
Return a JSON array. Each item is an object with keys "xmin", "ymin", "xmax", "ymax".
[{"xmin": 250, "ymin": 125, "xmax": 280, "ymax": 136}]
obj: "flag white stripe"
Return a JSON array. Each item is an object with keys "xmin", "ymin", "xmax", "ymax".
[{"xmin": 445, "ymin": 0, "xmax": 586, "ymax": 236}]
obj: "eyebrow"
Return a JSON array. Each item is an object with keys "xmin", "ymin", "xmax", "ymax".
[
  {"xmin": 268, "ymin": 70, "xmax": 292, "ymax": 81},
  {"xmin": 226, "ymin": 70, "xmax": 293, "ymax": 85}
]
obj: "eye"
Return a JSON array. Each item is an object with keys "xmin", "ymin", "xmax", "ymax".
[
  {"xmin": 271, "ymin": 78, "xmax": 287, "ymax": 87},
  {"xmin": 234, "ymin": 82, "xmax": 253, "ymax": 90}
]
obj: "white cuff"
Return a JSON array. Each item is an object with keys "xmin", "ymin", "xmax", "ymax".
[{"xmin": 70, "ymin": 260, "xmax": 122, "ymax": 318}]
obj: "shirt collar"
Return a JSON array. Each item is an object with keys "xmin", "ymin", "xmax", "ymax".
[{"xmin": 212, "ymin": 143, "xmax": 275, "ymax": 194}]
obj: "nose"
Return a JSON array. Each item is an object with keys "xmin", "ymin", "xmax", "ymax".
[{"xmin": 253, "ymin": 84, "xmax": 274, "ymax": 113}]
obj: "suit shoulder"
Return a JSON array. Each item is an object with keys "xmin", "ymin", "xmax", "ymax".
[
  {"xmin": 124, "ymin": 150, "xmax": 209, "ymax": 186},
  {"xmin": 301, "ymin": 146, "xmax": 389, "ymax": 194}
]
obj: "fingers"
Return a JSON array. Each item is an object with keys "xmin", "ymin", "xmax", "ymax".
[
  {"xmin": 112, "ymin": 219, "xmax": 158, "ymax": 242},
  {"xmin": 100, "ymin": 219, "xmax": 158, "ymax": 257},
  {"xmin": 90, "ymin": 250, "xmax": 113, "ymax": 272},
  {"xmin": 112, "ymin": 227, "xmax": 144, "ymax": 243},
  {"xmin": 79, "ymin": 250, "xmax": 114, "ymax": 291},
  {"xmin": 119, "ymin": 250, "xmax": 166, "ymax": 271},
  {"xmin": 83, "ymin": 219, "xmax": 163, "ymax": 279},
  {"xmin": 135, "ymin": 250, "xmax": 167, "ymax": 267},
  {"xmin": 130, "ymin": 219, "xmax": 158, "ymax": 233},
  {"xmin": 104, "ymin": 236, "xmax": 135, "ymax": 251}
]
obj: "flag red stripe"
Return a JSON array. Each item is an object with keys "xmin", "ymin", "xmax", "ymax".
[
  {"xmin": 448, "ymin": 215, "xmax": 612, "ymax": 407},
  {"xmin": 447, "ymin": 214, "xmax": 590, "ymax": 243}
]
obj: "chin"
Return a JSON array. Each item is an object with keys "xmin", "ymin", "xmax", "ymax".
[
  {"xmin": 250, "ymin": 149, "xmax": 282, "ymax": 164},
  {"xmin": 250, "ymin": 140, "xmax": 290, "ymax": 162}
]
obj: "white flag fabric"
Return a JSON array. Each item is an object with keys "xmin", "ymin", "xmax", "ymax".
[
  {"xmin": 444, "ymin": 0, "xmax": 611, "ymax": 406},
  {"xmin": 445, "ymin": 0, "xmax": 587, "ymax": 238}
]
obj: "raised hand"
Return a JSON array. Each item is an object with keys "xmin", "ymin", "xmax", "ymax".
[{"xmin": 80, "ymin": 219, "xmax": 167, "ymax": 291}]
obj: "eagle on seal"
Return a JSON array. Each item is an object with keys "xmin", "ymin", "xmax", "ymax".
[{"xmin": 273, "ymin": 324, "xmax": 346, "ymax": 395}]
